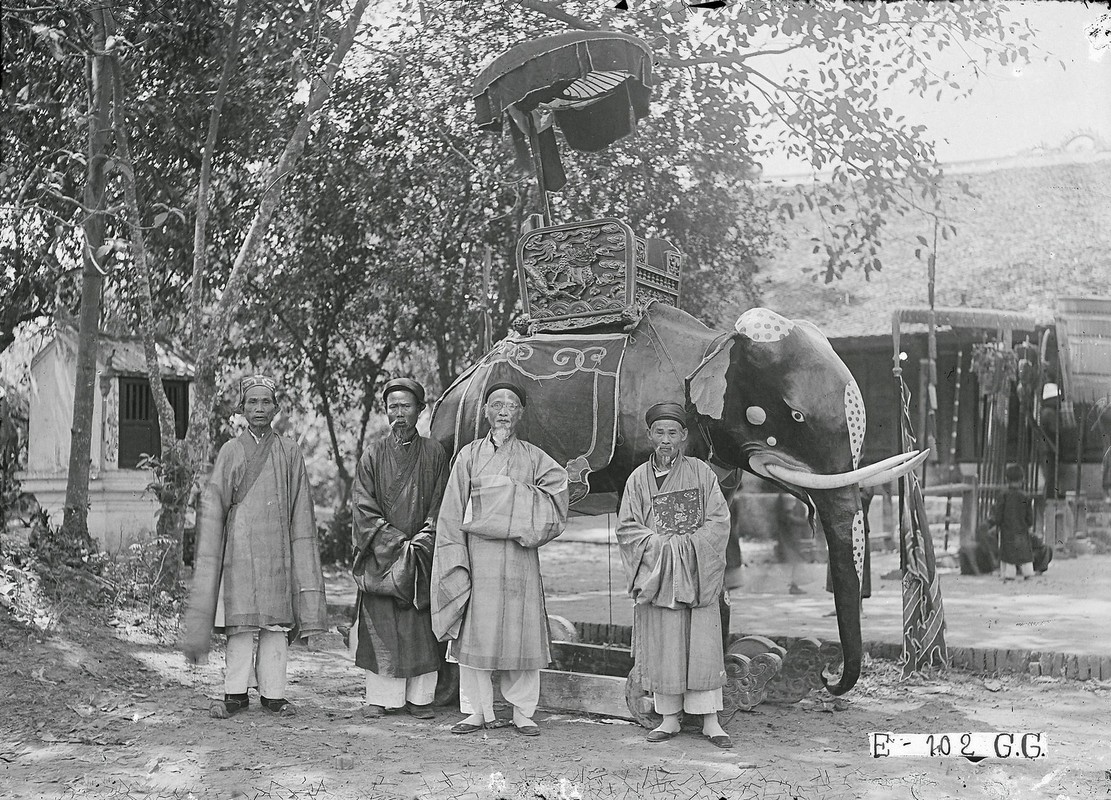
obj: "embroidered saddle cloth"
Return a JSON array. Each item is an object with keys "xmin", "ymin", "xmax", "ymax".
[{"xmin": 433, "ymin": 332, "xmax": 628, "ymax": 505}]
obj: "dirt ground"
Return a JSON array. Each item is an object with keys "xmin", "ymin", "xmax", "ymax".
[{"xmin": 2, "ymin": 590, "xmax": 1110, "ymax": 800}]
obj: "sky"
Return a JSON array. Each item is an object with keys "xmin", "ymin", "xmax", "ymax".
[{"xmin": 760, "ymin": 1, "xmax": 1111, "ymax": 176}]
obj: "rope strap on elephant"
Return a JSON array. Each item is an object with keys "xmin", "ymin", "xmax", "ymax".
[
  {"xmin": 437, "ymin": 332, "xmax": 628, "ymax": 504},
  {"xmin": 895, "ymin": 369, "xmax": 949, "ymax": 676}
]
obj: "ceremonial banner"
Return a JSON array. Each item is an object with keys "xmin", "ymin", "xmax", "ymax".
[
  {"xmin": 897, "ymin": 373, "xmax": 948, "ymax": 676},
  {"xmin": 437, "ymin": 332, "xmax": 628, "ymax": 504}
]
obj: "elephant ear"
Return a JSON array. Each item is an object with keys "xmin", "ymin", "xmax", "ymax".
[{"xmin": 687, "ymin": 338, "xmax": 734, "ymax": 420}]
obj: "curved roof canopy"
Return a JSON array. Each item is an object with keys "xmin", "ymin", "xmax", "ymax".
[{"xmin": 473, "ymin": 31, "xmax": 654, "ymax": 196}]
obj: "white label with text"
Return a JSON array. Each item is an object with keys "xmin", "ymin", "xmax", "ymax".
[{"xmin": 869, "ymin": 732, "xmax": 1047, "ymax": 759}]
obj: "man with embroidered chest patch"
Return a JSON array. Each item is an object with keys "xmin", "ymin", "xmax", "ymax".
[
  {"xmin": 183, "ymin": 375, "xmax": 327, "ymax": 718},
  {"xmin": 617, "ymin": 402, "xmax": 733, "ymax": 748},
  {"xmin": 350, "ymin": 377, "xmax": 448, "ymax": 720}
]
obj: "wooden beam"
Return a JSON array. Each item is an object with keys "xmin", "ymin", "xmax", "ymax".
[
  {"xmin": 491, "ymin": 669, "xmax": 633, "ymax": 720},
  {"xmin": 550, "ymin": 641, "xmax": 633, "ymax": 677},
  {"xmin": 537, "ymin": 670, "xmax": 632, "ymax": 720}
]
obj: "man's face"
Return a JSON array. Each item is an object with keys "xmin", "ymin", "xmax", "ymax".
[
  {"xmin": 243, "ymin": 385, "xmax": 278, "ymax": 430},
  {"xmin": 484, "ymin": 388, "xmax": 523, "ymax": 434},
  {"xmin": 648, "ymin": 419, "xmax": 687, "ymax": 464},
  {"xmin": 386, "ymin": 390, "xmax": 422, "ymax": 437}
]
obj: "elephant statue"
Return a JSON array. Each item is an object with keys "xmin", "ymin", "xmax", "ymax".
[{"xmin": 430, "ymin": 302, "xmax": 925, "ymax": 696}]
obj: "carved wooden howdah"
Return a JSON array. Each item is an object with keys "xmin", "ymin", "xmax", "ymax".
[{"xmin": 516, "ymin": 217, "xmax": 683, "ymax": 333}]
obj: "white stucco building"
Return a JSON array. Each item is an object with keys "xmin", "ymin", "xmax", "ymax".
[{"xmin": 18, "ymin": 327, "xmax": 193, "ymax": 553}]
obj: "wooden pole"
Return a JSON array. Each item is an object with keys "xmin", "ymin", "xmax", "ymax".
[
  {"xmin": 943, "ymin": 348, "xmax": 963, "ymax": 551},
  {"xmin": 481, "ymin": 245, "xmax": 492, "ymax": 352},
  {"xmin": 526, "ymin": 116, "xmax": 553, "ymax": 226}
]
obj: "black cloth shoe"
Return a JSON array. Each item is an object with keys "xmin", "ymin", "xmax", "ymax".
[
  {"xmin": 406, "ymin": 702, "xmax": 435, "ymax": 719},
  {"xmin": 260, "ymin": 696, "xmax": 296, "ymax": 716},
  {"xmin": 210, "ymin": 693, "xmax": 249, "ymax": 719}
]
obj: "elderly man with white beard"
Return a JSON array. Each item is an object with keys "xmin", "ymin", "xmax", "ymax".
[
  {"xmin": 431, "ymin": 382, "xmax": 569, "ymax": 736},
  {"xmin": 617, "ymin": 402, "xmax": 732, "ymax": 748}
]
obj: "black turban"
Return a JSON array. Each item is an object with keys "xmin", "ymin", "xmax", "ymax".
[
  {"xmin": 645, "ymin": 402, "xmax": 688, "ymax": 429},
  {"xmin": 382, "ymin": 377, "xmax": 426, "ymax": 405},
  {"xmin": 484, "ymin": 381, "xmax": 526, "ymax": 406}
]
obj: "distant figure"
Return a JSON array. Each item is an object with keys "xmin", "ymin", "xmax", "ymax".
[
  {"xmin": 1102, "ymin": 444, "xmax": 1111, "ymax": 502},
  {"xmin": 183, "ymin": 375, "xmax": 328, "ymax": 718},
  {"xmin": 777, "ymin": 493, "xmax": 809, "ymax": 595},
  {"xmin": 992, "ymin": 463, "xmax": 1035, "ymax": 581}
]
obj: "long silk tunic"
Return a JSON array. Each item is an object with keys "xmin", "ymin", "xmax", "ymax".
[
  {"xmin": 351, "ymin": 433, "xmax": 448, "ymax": 678},
  {"xmin": 183, "ymin": 430, "xmax": 327, "ymax": 659},
  {"xmin": 431, "ymin": 435, "xmax": 569, "ymax": 671},
  {"xmin": 617, "ymin": 456, "xmax": 730, "ymax": 695}
]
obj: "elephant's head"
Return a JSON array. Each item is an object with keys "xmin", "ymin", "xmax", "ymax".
[{"xmin": 687, "ymin": 308, "xmax": 926, "ymax": 695}]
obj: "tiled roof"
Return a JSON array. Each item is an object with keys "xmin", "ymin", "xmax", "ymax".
[
  {"xmin": 32, "ymin": 326, "xmax": 194, "ymax": 378},
  {"xmin": 752, "ymin": 151, "xmax": 1111, "ymax": 340}
]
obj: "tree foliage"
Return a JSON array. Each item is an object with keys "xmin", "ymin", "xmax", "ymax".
[
  {"xmin": 512, "ymin": 0, "xmax": 1044, "ymax": 282},
  {"xmin": 2, "ymin": 0, "xmax": 1044, "ymax": 517}
]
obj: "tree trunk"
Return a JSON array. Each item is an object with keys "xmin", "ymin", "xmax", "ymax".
[
  {"xmin": 59, "ymin": 8, "xmax": 114, "ymax": 550},
  {"xmin": 190, "ymin": 0, "xmax": 247, "ymax": 344},
  {"xmin": 110, "ymin": 57, "xmax": 190, "ymax": 592},
  {"xmin": 178, "ymin": 0, "xmax": 374, "ymax": 552}
]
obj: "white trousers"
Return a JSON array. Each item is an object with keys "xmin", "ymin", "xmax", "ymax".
[
  {"xmin": 653, "ymin": 688, "xmax": 723, "ymax": 716},
  {"xmin": 458, "ymin": 666, "xmax": 540, "ymax": 720},
  {"xmin": 364, "ymin": 670, "xmax": 438, "ymax": 708},
  {"xmin": 225, "ymin": 629, "xmax": 288, "ymax": 698}
]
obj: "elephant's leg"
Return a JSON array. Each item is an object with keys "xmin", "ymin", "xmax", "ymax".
[
  {"xmin": 720, "ymin": 471, "xmax": 745, "ymax": 590},
  {"xmin": 724, "ymin": 497, "xmax": 744, "ymax": 589},
  {"xmin": 719, "ymin": 592, "xmax": 731, "ymax": 654}
]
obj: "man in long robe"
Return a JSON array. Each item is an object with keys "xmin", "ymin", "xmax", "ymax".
[
  {"xmin": 183, "ymin": 375, "xmax": 327, "ymax": 718},
  {"xmin": 617, "ymin": 402, "xmax": 732, "ymax": 748},
  {"xmin": 351, "ymin": 378, "xmax": 447, "ymax": 719},
  {"xmin": 431, "ymin": 382, "xmax": 569, "ymax": 736}
]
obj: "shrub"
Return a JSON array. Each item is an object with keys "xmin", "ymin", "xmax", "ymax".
[{"xmin": 318, "ymin": 506, "xmax": 353, "ymax": 567}]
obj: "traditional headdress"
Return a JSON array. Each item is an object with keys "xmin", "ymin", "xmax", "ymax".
[
  {"xmin": 484, "ymin": 381, "xmax": 526, "ymax": 406},
  {"xmin": 382, "ymin": 377, "xmax": 426, "ymax": 405},
  {"xmin": 240, "ymin": 374, "xmax": 278, "ymax": 404},
  {"xmin": 645, "ymin": 401, "xmax": 687, "ymax": 429}
]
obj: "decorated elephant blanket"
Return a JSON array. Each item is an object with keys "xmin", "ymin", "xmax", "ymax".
[{"xmin": 433, "ymin": 332, "xmax": 628, "ymax": 504}]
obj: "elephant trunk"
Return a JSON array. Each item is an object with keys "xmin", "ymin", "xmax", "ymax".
[{"xmin": 812, "ymin": 486, "xmax": 864, "ymax": 696}]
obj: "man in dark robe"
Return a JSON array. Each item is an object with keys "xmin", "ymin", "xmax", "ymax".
[
  {"xmin": 351, "ymin": 377, "xmax": 448, "ymax": 719},
  {"xmin": 617, "ymin": 402, "xmax": 732, "ymax": 748},
  {"xmin": 431, "ymin": 382, "xmax": 569, "ymax": 736},
  {"xmin": 183, "ymin": 375, "xmax": 327, "ymax": 718}
]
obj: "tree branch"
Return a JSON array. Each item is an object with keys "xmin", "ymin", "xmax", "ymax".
[
  {"xmin": 109, "ymin": 56, "xmax": 178, "ymax": 451},
  {"xmin": 512, "ymin": 0, "xmax": 594, "ymax": 31},
  {"xmin": 189, "ymin": 0, "xmax": 246, "ymax": 348},
  {"xmin": 195, "ymin": 0, "xmax": 373, "ymax": 373}
]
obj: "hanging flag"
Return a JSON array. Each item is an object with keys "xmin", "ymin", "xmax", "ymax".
[{"xmin": 897, "ymin": 373, "xmax": 948, "ymax": 676}]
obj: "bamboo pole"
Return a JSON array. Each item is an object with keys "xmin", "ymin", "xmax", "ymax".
[{"xmin": 943, "ymin": 348, "xmax": 963, "ymax": 551}]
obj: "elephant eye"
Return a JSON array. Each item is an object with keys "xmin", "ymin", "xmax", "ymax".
[{"xmin": 791, "ymin": 410, "xmax": 805, "ymax": 423}]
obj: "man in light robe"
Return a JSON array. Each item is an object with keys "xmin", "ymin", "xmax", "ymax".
[
  {"xmin": 617, "ymin": 402, "xmax": 732, "ymax": 748},
  {"xmin": 351, "ymin": 377, "xmax": 448, "ymax": 720},
  {"xmin": 183, "ymin": 375, "xmax": 328, "ymax": 718},
  {"xmin": 431, "ymin": 382, "xmax": 569, "ymax": 736}
]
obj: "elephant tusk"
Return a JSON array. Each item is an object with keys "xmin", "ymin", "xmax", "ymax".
[
  {"xmin": 857, "ymin": 449, "xmax": 930, "ymax": 487},
  {"xmin": 759, "ymin": 449, "xmax": 928, "ymax": 490}
]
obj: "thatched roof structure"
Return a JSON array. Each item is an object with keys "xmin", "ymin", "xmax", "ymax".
[{"xmin": 753, "ymin": 142, "xmax": 1111, "ymax": 341}]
